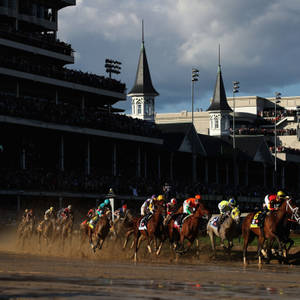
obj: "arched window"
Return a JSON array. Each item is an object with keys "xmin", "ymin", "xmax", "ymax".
[{"xmin": 137, "ymin": 103, "xmax": 142, "ymax": 114}]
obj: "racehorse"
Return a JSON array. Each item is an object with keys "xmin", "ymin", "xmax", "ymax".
[
  {"xmin": 36, "ymin": 217, "xmax": 56, "ymax": 249},
  {"xmin": 270, "ymin": 207, "xmax": 300, "ymax": 260},
  {"xmin": 207, "ymin": 207, "xmax": 241, "ymax": 256},
  {"xmin": 88, "ymin": 211, "xmax": 111, "ymax": 252},
  {"xmin": 242, "ymin": 197, "xmax": 300, "ymax": 265},
  {"xmin": 175, "ymin": 201, "xmax": 210, "ymax": 254},
  {"xmin": 17, "ymin": 216, "xmax": 35, "ymax": 248},
  {"xmin": 61, "ymin": 213, "xmax": 74, "ymax": 249},
  {"xmin": 133, "ymin": 201, "xmax": 165, "ymax": 262}
]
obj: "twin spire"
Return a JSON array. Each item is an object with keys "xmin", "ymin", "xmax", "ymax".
[
  {"xmin": 128, "ymin": 20, "xmax": 159, "ymax": 97},
  {"xmin": 207, "ymin": 45, "xmax": 232, "ymax": 112}
]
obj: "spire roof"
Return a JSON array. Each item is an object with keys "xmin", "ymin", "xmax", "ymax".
[
  {"xmin": 128, "ymin": 22, "xmax": 159, "ymax": 97},
  {"xmin": 207, "ymin": 46, "xmax": 232, "ymax": 112}
]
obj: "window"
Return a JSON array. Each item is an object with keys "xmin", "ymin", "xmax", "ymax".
[
  {"xmin": 214, "ymin": 117, "xmax": 219, "ymax": 129},
  {"xmin": 137, "ymin": 104, "xmax": 142, "ymax": 115}
]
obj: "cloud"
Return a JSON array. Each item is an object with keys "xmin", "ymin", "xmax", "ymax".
[{"xmin": 59, "ymin": 0, "xmax": 300, "ymax": 113}]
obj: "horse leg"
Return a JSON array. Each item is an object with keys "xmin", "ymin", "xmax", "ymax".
[
  {"xmin": 123, "ymin": 229, "xmax": 133, "ymax": 249},
  {"xmin": 208, "ymin": 229, "xmax": 216, "ymax": 256},
  {"xmin": 257, "ymin": 234, "xmax": 265, "ymax": 265},
  {"xmin": 145, "ymin": 232, "xmax": 152, "ymax": 254},
  {"xmin": 242, "ymin": 229, "xmax": 250, "ymax": 265},
  {"xmin": 133, "ymin": 231, "xmax": 141, "ymax": 262},
  {"xmin": 156, "ymin": 237, "xmax": 163, "ymax": 256}
]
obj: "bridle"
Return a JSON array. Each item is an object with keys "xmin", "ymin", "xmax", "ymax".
[{"xmin": 286, "ymin": 199, "xmax": 300, "ymax": 224}]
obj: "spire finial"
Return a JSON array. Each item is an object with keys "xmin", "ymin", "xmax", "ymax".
[
  {"xmin": 218, "ymin": 44, "xmax": 221, "ymax": 67},
  {"xmin": 142, "ymin": 19, "xmax": 144, "ymax": 44}
]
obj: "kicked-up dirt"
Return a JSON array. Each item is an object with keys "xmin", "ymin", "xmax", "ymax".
[{"xmin": 1, "ymin": 225, "xmax": 300, "ymax": 299}]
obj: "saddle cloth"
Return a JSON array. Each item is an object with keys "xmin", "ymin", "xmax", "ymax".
[
  {"xmin": 174, "ymin": 214, "xmax": 191, "ymax": 229},
  {"xmin": 138, "ymin": 214, "xmax": 152, "ymax": 231},
  {"xmin": 250, "ymin": 211, "xmax": 263, "ymax": 228},
  {"xmin": 209, "ymin": 216, "xmax": 220, "ymax": 229}
]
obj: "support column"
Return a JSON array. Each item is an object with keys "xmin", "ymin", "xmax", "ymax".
[
  {"xmin": 86, "ymin": 137, "xmax": 90, "ymax": 175},
  {"xmin": 215, "ymin": 160, "xmax": 219, "ymax": 184},
  {"xmin": 16, "ymin": 81, "xmax": 19, "ymax": 97},
  {"xmin": 17, "ymin": 195, "xmax": 21, "ymax": 212},
  {"xmin": 59, "ymin": 135, "xmax": 64, "ymax": 171},
  {"xmin": 281, "ymin": 165, "xmax": 285, "ymax": 189},
  {"xmin": 170, "ymin": 152, "xmax": 174, "ymax": 180},
  {"xmin": 15, "ymin": 0, "xmax": 19, "ymax": 30},
  {"xmin": 263, "ymin": 163, "xmax": 267, "ymax": 187},
  {"xmin": 225, "ymin": 162, "xmax": 229, "ymax": 185},
  {"xmin": 21, "ymin": 148, "xmax": 26, "ymax": 170},
  {"xmin": 137, "ymin": 145, "xmax": 141, "ymax": 177},
  {"xmin": 236, "ymin": 163, "xmax": 239, "ymax": 186},
  {"xmin": 81, "ymin": 95, "xmax": 85, "ymax": 112},
  {"xmin": 157, "ymin": 154, "xmax": 161, "ymax": 180},
  {"xmin": 192, "ymin": 154, "xmax": 197, "ymax": 183},
  {"xmin": 144, "ymin": 152, "xmax": 147, "ymax": 178},
  {"xmin": 55, "ymin": 90, "xmax": 59, "ymax": 104},
  {"xmin": 205, "ymin": 159, "xmax": 209, "ymax": 184},
  {"xmin": 245, "ymin": 161, "xmax": 249, "ymax": 186},
  {"xmin": 59, "ymin": 196, "xmax": 63, "ymax": 209},
  {"xmin": 112, "ymin": 143, "xmax": 117, "ymax": 176}
]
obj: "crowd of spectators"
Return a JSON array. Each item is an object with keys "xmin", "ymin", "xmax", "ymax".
[
  {"xmin": 270, "ymin": 146, "xmax": 300, "ymax": 155},
  {"xmin": 232, "ymin": 127, "xmax": 297, "ymax": 136},
  {"xmin": 0, "ymin": 93, "xmax": 161, "ymax": 138},
  {"xmin": 0, "ymin": 29, "xmax": 73, "ymax": 56},
  {"xmin": 0, "ymin": 56, "xmax": 126, "ymax": 93},
  {"xmin": 258, "ymin": 109, "xmax": 297, "ymax": 123}
]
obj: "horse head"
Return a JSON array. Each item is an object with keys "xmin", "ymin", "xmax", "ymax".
[
  {"xmin": 196, "ymin": 201, "xmax": 211, "ymax": 219},
  {"xmin": 230, "ymin": 207, "xmax": 241, "ymax": 224}
]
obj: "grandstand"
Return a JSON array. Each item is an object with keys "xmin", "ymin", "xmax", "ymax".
[
  {"xmin": 0, "ymin": 0, "xmax": 167, "ymax": 217},
  {"xmin": 0, "ymin": 1, "xmax": 299, "ymax": 220}
]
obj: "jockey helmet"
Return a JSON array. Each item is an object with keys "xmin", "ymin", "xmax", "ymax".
[
  {"xmin": 104, "ymin": 199, "xmax": 110, "ymax": 205},
  {"xmin": 277, "ymin": 190, "xmax": 285, "ymax": 199},
  {"xmin": 50, "ymin": 207, "xmax": 54, "ymax": 212},
  {"xmin": 25, "ymin": 209, "xmax": 28, "ymax": 213},
  {"xmin": 171, "ymin": 198, "xmax": 176, "ymax": 205},
  {"xmin": 99, "ymin": 203, "xmax": 105, "ymax": 209},
  {"xmin": 157, "ymin": 195, "xmax": 164, "ymax": 201},
  {"xmin": 229, "ymin": 198, "xmax": 236, "ymax": 207},
  {"xmin": 195, "ymin": 194, "xmax": 201, "ymax": 200},
  {"xmin": 67, "ymin": 205, "xmax": 72, "ymax": 210},
  {"xmin": 151, "ymin": 194, "xmax": 156, "ymax": 200}
]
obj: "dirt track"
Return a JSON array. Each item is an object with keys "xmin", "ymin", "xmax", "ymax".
[{"xmin": 1, "ymin": 227, "xmax": 300, "ymax": 299}]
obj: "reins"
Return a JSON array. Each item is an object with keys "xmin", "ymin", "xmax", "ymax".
[{"xmin": 286, "ymin": 199, "xmax": 300, "ymax": 224}]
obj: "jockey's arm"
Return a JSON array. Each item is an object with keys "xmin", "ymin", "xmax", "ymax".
[{"xmin": 186, "ymin": 205, "xmax": 193, "ymax": 215}]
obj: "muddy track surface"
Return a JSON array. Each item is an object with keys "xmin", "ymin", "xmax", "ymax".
[{"xmin": 1, "ymin": 227, "xmax": 300, "ymax": 299}]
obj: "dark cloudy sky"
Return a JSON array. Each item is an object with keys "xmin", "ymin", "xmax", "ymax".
[{"xmin": 58, "ymin": 0, "xmax": 300, "ymax": 114}]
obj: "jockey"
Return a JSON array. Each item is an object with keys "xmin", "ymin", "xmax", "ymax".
[
  {"xmin": 114, "ymin": 200, "xmax": 127, "ymax": 219},
  {"xmin": 163, "ymin": 198, "xmax": 177, "ymax": 226},
  {"xmin": 81, "ymin": 208, "xmax": 95, "ymax": 226},
  {"xmin": 140, "ymin": 195, "xmax": 155, "ymax": 216},
  {"xmin": 22, "ymin": 209, "xmax": 33, "ymax": 223},
  {"xmin": 218, "ymin": 198, "xmax": 237, "ymax": 224},
  {"xmin": 263, "ymin": 194, "xmax": 278, "ymax": 211},
  {"xmin": 57, "ymin": 205, "xmax": 72, "ymax": 223},
  {"xmin": 177, "ymin": 195, "xmax": 200, "ymax": 227},
  {"xmin": 44, "ymin": 206, "xmax": 55, "ymax": 221},
  {"xmin": 88, "ymin": 199, "xmax": 111, "ymax": 229},
  {"xmin": 19, "ymin": 209, "xmax": 33, "ymax": 232},
  {"xmin": 183, "ymin": 195, "xmax": 200, "ymax": 215},
  {"xmin": 167, "ymin": 198, "xmax": 177, "ymax": 215}
]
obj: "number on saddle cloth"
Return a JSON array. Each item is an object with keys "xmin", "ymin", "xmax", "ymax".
[{"xmin": 250, "ymin": 211, "xmax": 264, "ymax": 228}]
